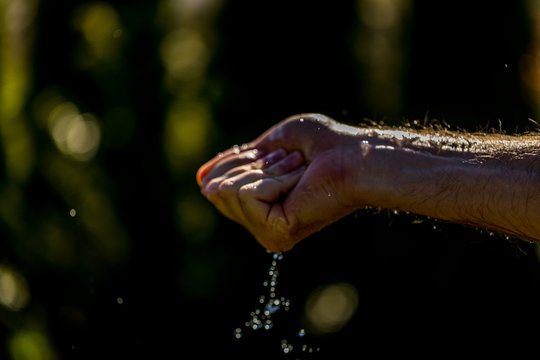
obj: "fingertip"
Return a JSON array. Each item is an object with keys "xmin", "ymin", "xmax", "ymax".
[
  {"xmin": 197, "ymin": 147, "xmax": 265, "ymax": 186},
  {"xmin": 196, "ymin": 164, "xmax": 210, "ymax": 186},
  {"xmin": 290, "ymin": 150, "xmax": 305, "ymax": 165}
]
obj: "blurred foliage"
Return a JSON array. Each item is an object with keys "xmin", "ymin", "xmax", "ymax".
[{"xmin": 1, "ymin": 0, "xmax": 540, "ymax": 359}]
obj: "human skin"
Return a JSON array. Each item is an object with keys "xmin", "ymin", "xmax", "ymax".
[{"xmin": 197, "ymin": 113, "xmax": 540, "ymax": 252}]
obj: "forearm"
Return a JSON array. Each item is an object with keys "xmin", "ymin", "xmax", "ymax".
[
  {"xmin": 356, "ymin": 128, "xmax": 540, "ymax": 242},
  {"xmin": 196, "ymin": 113, "xmax": 540, "ymax": 252}
]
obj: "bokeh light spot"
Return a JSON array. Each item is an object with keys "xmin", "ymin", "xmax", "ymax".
[
  {"xmin": 176, "ymin": 194, "xmax": 216, "ymax": 244},
  {"xmin": 73, "ymin": 2, "xmax": 122, "ymax": 63},
  {"xmin": 9, "ymin": 330, "xmax": 54, "ymax": 360},
  {"xmin": 48, "ymin": 102, "xmax": 101, "ymax": 161},
  {"xmin": 161, "ymin": 27, "xmax": 209, "ymax": 82},
  {"xmin": 164, "ymin": 100, "xmax": 210, "ymax": 171},
  {"xmin": 0, "ymin": 264, "xmax": 30, "ymax": 312},
  {"xmin": 304, "ymin": 282, "xmax": 359, "ymax": 334}
]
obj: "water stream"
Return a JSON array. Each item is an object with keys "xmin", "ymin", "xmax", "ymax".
[{"xmin": 233, "ymin": 251, "xmax": 321, "ymax": 358}]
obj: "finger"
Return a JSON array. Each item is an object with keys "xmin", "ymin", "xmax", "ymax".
[
  {"xmin": 210, "ymin": 148, "xmax": 290, "ymax": 184},
  {"xmin": 197, "ymin": 148, "xmax": 264, "ymax": 187},
  {"xmin": 253, "ymin": 148, "xmax": 287, "ymax": 169},
  {"xmin": 203, "ymin": 169, "xmax": 265, "ymax": 224},
  {"xmin": 238, "ymin": 165, "xmax": 306, "ymax": 227},
  {"xmin": 264, "ymin": 150, "xmax": 304, "ymax": 176},
  {"xmin": 206, "ymin": 149, "xmax": 303, "ymax": 206}
]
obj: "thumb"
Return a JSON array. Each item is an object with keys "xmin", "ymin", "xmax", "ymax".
[
  {"xmin": 238, "ymin": 166, "xmax": 306, "ymax": 223},
  {"xmin": 238, "ymin": 166, "xmax": 306, "ymax": 252}
]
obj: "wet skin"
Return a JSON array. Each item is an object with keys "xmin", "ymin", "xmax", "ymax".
[
  {"xmin": 198, "ymin": 113, "xmax": 540, "ymax": 252},
  {"xmin": 197, "ymin": 114, "xmax": 369, "ymax": 252}
]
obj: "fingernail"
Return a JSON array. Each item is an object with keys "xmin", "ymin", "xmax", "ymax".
[
  {"xmin": 262, "ymin": 148, "xmax": 286, "ymax": 165},
  {"xmin": 289, "ymin": 150, "xmax": 304, "ymax": 162},
  {"xmin": 281, "ymin": 150, "xmax": 304, "ymax": 168}
]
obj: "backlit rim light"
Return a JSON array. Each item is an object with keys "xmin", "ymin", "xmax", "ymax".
[{"xmin": 304, "ymin": 282, "xmax": 359, "ymax": 334}]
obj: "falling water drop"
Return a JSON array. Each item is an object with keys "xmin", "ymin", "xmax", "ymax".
[
  {"xmin": 281, "ymin": 339, "xmax": 293, "ymax": 354},
  {"xmin": 234, "ymin": 251, "xmax": 290, "ymax": 340},
  {"xmin": 233, "ymin": 250, "xmax": 322, "ymax": 358}
]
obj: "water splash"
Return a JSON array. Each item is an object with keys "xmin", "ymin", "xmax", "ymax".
[
  {"xmin": 233, "ymin": 251, "xmax": 321, "ymax": 358},
  {"xmin": 233, "ymin": 252, "xmax": 289, "ymax": 338}
]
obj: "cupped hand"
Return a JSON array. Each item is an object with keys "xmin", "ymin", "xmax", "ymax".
[{"xmin": 197, "ymin": 113, "xmax": 363, "ymax": 252}]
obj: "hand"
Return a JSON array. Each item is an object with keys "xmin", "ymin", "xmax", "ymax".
[{"xmin": 197, "ymin": 114, "xmax": 363, "ymax": 252}]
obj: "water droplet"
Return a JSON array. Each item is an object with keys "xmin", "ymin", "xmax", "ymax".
[
  {"xmin": 265, "ymin": 302, "xmax": 280, "ymax": 315},
  {"xmin": 69, "ymin": 208, "xmax": 77, "ymax": 217},
  {"xmin": 281, "ymin": 339, "xmax": 293, "ymax": 354},
  {"xmin": 232, "ymin": 145, "xmax": 240, "ymax": 154},
  {"xmin": 234, "ymin": 250, "xmax": 322, "ymax": 356}
]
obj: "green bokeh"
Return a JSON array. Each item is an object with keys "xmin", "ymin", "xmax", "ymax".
[{"xmin": 1, "ymin": 1, "xmax": 539, "ymax": 358}]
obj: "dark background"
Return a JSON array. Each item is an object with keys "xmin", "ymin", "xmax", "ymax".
[{"xmin": 1, "ymin": 0, "xmax": 540, "ymax": 358}]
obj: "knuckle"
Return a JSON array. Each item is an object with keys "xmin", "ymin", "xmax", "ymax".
[
  {"xmin": 203, "ymin": 178, "xmax": 221, "ymax": 202},
  {"xmin": 238, "ymin": 180, "xmax": 261, "ymax": 201},
  {"xmin": 237, "ymin": 184, "xmax": 251, "ymax": 200},
  {"xmin": 217, "ymin": 179, "xmax": 236, "ymax": 194}
]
